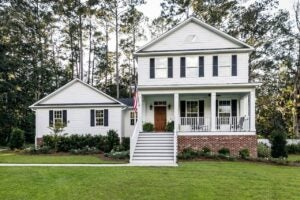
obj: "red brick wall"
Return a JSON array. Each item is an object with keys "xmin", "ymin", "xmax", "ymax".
[{"xmin": 178, "ymin": 135, "xmax": 257, "ymax": 158}]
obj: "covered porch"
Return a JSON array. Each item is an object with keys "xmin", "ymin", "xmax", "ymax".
[{"xmin": 137, "ymin": 88, "xmax": 256, "ymax": 134}]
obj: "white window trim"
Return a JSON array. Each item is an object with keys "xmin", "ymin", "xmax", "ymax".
[
  {"xmin": 185, "ymin": 100, "xmax": 199, "ymax": 117},
  {"xmin": 53, "ymin": 110, "xmax": 63, "ymax": 126},
  {"xmin": 130, "ymin": 111, "xmax": 138, "ymax": 126},
  {"xmin": 95, "ymin": 109, "xmax": 104, "ymax": 126},
  {"xmin": 155, "ymin": 57, "xmax": 168, "ymax": 79}
]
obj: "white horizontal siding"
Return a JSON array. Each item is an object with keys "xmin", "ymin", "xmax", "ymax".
[
  {"xmin": 144, "ymin": 22, "xmax": 241, "ymax": 52},
  {"xmin": 138, "ymin": 53, "xmax": 249, "ymax": 86},
  {"xmin": 35, "ymin": 107, "xmax": 122, "ymax": 138},
  {"xmin": 122, "ymin": 109, "xmax": 135, "ymax": 137},
  {"xmin": 42, "ymin": 82, "xmax": 115, "ymax": 104}
]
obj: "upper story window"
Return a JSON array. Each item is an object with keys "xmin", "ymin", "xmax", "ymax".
[
  {"xmin": 150, "ymin": 57, "xmax": 173, "ymax": 79},
  {"xmin": 186, "ymin": 56, "xmax": 198, "ymax": 78}
]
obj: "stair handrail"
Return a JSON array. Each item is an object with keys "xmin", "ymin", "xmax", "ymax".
[
  {"xmin": 174, "ymin": 129, "xmax": 177, "ymax": 164},
  {"xmin": 130, "ymin": 121, "xmax": 139, "ymax": 163}
]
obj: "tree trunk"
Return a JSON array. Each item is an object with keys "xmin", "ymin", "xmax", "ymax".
[
  {"xmin": 79, "ymin": 0, "xmax": 84, "ymax": 80},
  {"xmin": 87, "ymin": 12, "xmax": 92, "ymax": 84},
  {"xmin": 115, "ymin": 5, "xmax": 119, "ymax": 98}
]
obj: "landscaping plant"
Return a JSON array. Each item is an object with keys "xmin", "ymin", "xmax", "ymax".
[
  {"xmin": 270, "ymin": 130, "xmax": 288, "ymax": 158},
  {"xmin": 143, "ymin": 122, "xmax": 154, "ymax": 132},
  {"xmin": 9, "ymin": 128, "xmax": 25, "ymax": 150}
]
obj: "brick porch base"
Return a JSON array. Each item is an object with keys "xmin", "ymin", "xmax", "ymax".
[{"xmin": 178, "ymin": 135, "xmax": 257, "ymax": 158}]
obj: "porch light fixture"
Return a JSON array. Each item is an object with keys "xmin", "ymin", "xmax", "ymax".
[
  {"xmin": 168, "ymin": 104, "xmax": 171, "ymax": 110},
  {"xmin": 149, "ymin": 105, "xmax": 153, "ymax": 110}
]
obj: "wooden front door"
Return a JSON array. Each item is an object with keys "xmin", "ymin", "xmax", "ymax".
[{"xmin": 154, "ymin": 106, "xmax": 167, "ymax": 132}]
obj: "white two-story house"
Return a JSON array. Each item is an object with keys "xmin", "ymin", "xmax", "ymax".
[{"xmin": 130, "ymin": 17, "xmax": 259, "ymax": 165}]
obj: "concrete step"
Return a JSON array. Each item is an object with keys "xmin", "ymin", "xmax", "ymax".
[
  {"xmin": 138, "ymin": 135, "xmax": 173, "ymax": 138},
  {"xmin": 132, "ymin": 156, "xmax": 174, "ymax": 160},
  {"xmin": 134, "ymin": 153, "xmax": 173, "ymax": 157},
  {"xmin": 139, "ymin": 133, "xmax": 173, "ymax": 136},
  {"xmin": 136, "ymin": 143, "xmax": 174, "ymax": 147},
  {"xmin": 138, "ymin": 137, "xmax": 173, "ymax": 140},
  {"xmin": 134, "ymin": 149, "xmax": 174, "ymax": 153},
  {"xmin": 137, "ymin": 140, "xmax": 173, "ymax": 144}
]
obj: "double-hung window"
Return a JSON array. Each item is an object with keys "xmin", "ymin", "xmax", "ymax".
[
  {"xmin": 186, "ymin": 101, "xmax": 198, "ymax": 117},
  {"xmin": 186, "ymin": 56, "xmax": 198, "ymax": 77},
  {"xmin": 54, "ymin": 110, "xmax": 63, "ymax": 125},
  {"xmin": 130, "ymin": 112, "xmax": 137, "ymax": 125},
  {"xmin": 155, "ymin": 57, "xmax": 167, "ymax": 78},
  {"xmin": 95, "ymin": 110, "xmax": 104, "ymax": 126},
  {"xmin": 218, "ymin": 100, "xmax": 231, "ymax": 124}
]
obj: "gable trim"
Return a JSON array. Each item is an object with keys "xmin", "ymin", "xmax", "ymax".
[
  {"xmin": 29, "ymin": 79, "xmax": 126, "ymax": 109},
  {"xmin": 135, "ymin": 17, "xmax": 254, "ymax": 54}
]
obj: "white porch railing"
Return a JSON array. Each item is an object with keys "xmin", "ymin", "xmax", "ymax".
[
  {"xmin": 215, "ymin": 116, "xmax": 250, "ymax": 131},
  {"xmin": 130, "ymin": 121, "xmax": 139, "ymax": 163},
  {"xmin": 180, "ymin": 117, "xmax": 210, "ymax": 132}
]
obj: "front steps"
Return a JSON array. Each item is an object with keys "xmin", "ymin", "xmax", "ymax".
[{"xmin": 131, "ymin": 132, "xmax": 175, "ymax": 165}]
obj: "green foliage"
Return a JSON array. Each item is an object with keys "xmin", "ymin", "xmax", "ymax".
[
  {"xmin": 24, "ymin": 146, "xmax": 52, "ymax": 154},
  {"xmin": 104, "ymin": 150, "xmax": 129, "ymax": 159},
  {"xmin": 9, "ymin": 128, "xmax": 25, "ymax": 150},
  {"xmin": 165, "ymin": 121, "xmax": 174, "ymax": 132},
  {"xmin": 106, "ymin": 130, "xmax": 120, "ymax": 152},
  {"xmin": 143, "ymin": 122, "xmax": 154, "ymax": 132},
  {"xmin": 69, "ymin": 147, "xmax": 100, "ymax": 155},
  {"xmin": 121, "ymin": 137, "xmax": 130, "ymax": 151},
  {"xmin": 239, "ymin": 149, "xmax": 250, "ymax": 159},
  {"xmin": 257, "ymin": 143, "xmax": 271, "ymax": 158},
  {"xmin": 218, "ymin": 148, "xmax": 230, "ymax": 156},
  {"xmin": 271, "ymin": 130, "xmax": 288, "ymax": 158},
  {"xmin": 43, "ymin": 130, "xmax": 120, "ymax": 153},
  {"xmin": 177, "ymin": 147, "xmax": 200, "ymax": 160},
  {"xmin": 286, "ymin": 144, "xmax": 300, "ymax": 154},
  {"xmin": 202, "ymin": 147, "xmax": 211, "ymax": 154}
]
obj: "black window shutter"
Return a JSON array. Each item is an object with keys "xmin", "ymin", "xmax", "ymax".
[
  {"xmin": 199, "ymin": 100, "xmax": 204, "ymax": 117},
  {"xmin": 63, "ymin": 110, "xmax": 67, "ymax": 126},
  {"xmin": 168, "ymin": 57, "xmax": 173, "ymax": 78},
  {"xmin": 180, "ymin": 57, "xmax": 186, "ymax": 77},
  {"xmin": 199, "ymin": 56, "xmax": 204, "ymax": 77},
  {"xmin": 232, "ymin": 55, "xmax": 237, "ymax": 76},
  {"xmin": 49, "ymin": 110, "xmax": 53, "ymax": 127},
  {"xmin": 213, "ymin": 56, "xmax": 218, "ymax": 76},
  {"xmin": 231, "ymin": 99, "xmax": 237, "ymax": 117},
  {"xmin": 216, "ymin": 100, "xmax": 218, "ymax": 117},
  {"xmin": 104, "ymin": 109, "xmax": 109, "ymax": 126},
  {"xmin": 180, "ymin": 101, "xmax": 186, "ymax": 117},
  {"xmin": 90, "ymin": 109, "xmax": 95, "ymax": 127},
  {"xmin": 150, "ymin": 58, "xmax": 155, "ymax": 79}
]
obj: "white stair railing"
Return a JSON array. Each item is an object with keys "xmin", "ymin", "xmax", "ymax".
[
  {"xmin": 173, "ymin": 130, "xmax": 177, "ymax": 164},
  {"xmin": 130, "ymin": 121, "xmax": 139, "ymax": 163}
]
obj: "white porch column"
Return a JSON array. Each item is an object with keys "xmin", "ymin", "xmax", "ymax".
[
  {"xmin": 174, "ymin": 93, "xmax": 179, "ymax": 133},
  {"xmin": 138, "ymin": 93, "xmax": 143, "ymax": 132},
  {"xmin": 250, "ymin": 89, "xmax": 256, "ymax": 132},
  {"xmin": 211, "ymin": 92, "xmax": 216, "ymax": 131}
]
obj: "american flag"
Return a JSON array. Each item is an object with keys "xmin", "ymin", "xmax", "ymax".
[{"xmin": 133, "ymin": 84, "xmax": 138, "ymax": 113}]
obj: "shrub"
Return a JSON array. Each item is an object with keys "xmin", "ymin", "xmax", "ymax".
[
  {"xmin": 121, "ymin": 137, "xmax": 130, "ymax": 151},
  {"xmin": 286, "ymin": 143, "xmax": 300, "ymax": 154},
  {"xmin": 239, "ymin": 149, "xmax": 250, "ymax": 159},
  {"xmin": 24, "ymin": 146, "xmax": 52, "ymax": 154},
  {"xmin": 202, "ymin": 147, "xmax": 211, "ymax": 154},
  {"xmin": 9, "ymin": 128, "xmax": 25, "ymax": 150},
  {"xmin": 177, "ymin": 147, "xmax": 198, "ymax": 160},
  {"xmin": 257, "ymin": 143, "xmax": 271, "ymax": 158},
  {"xmin": 218, "ymin": 148, "xmax": 230, "ymax": 156},
  {"xmin": 69, "ymin": 146, "xmax": 100, "ymax": 155},
  {"xmin": 104, "ymin": 150, "xmax": 129, "ymax": 159},
  {"xmin": 165, "ymin": 121, "xmax": 174, "ymax": 132},
  {"xmin": 270, "ymin": 130, "xmax": 287, "ymax": 158},
  {"xmin": 143, "ymin": 122, "xmax": 154, "ymax": 132},
  {"xmin": 106, "ymin": 130, "xmax": 120, "ymax": 152}
]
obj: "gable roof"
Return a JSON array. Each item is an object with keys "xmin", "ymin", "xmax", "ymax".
[
  {"xmin": 30, "ymin": 79, "xmax": 126, "ymax": 108},
  {"xmin": 135, "ymin": 17, "xmax": 254, "ymax": 55}
]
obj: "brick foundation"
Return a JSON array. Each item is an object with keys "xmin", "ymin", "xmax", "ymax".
[
  {"xmin": 36, "ymin": 138, "xmax": 43, "ymax": 146},
  {"xmin": 178, "ymin": 135, "xmax": 257, "ymax": 158}
]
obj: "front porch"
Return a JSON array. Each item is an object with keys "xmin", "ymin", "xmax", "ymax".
[{"xmin": 138, "ymin": 89, "xmax": 256, "ymax": 134}]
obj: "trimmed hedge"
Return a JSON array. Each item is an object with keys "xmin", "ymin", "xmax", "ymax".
[
  {"xmin": 42, "ymin": 130, "xmax": 129, "ymax": 153},
  {"xmin": 287, "ymin": 143, "xmax": 300, "ymax": 154}
]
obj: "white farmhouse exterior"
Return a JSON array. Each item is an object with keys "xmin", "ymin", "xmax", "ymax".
[
  {"xmin": 30, "ymin": 79, "xmax": 136, "ymax": 146},
  {"xmin": 130, "ymin": 17, "xmax": 259, "ymax": 165}
]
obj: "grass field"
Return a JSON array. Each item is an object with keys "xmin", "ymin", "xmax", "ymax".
[
  {"xmin": 287, "ymin": 154, "xmax": 300, "ymax": 162},
  {"xmin": 0, "ymin": 152, "xmax": 126, "ymax": 164},
  {"xmin": 0, "ymin": 161, "xmax": 300, "ymax": 200}
]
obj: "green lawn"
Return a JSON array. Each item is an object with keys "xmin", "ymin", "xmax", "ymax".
[
  {"xmin": 0, "ymin": 152, "xmax": 126, "ymax": 164},
  {"xmin": 0, "ymin": 162, "xmax": 299, "ymax": 200},
  {"xmin": 288, "ymin": 154, "xmax": 300, "ymax": 162}
]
